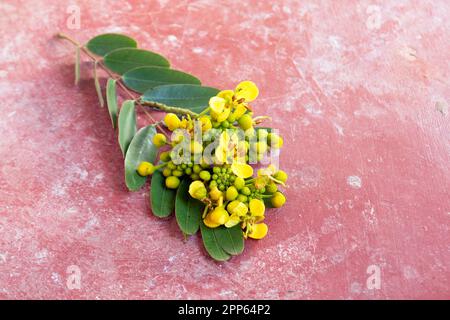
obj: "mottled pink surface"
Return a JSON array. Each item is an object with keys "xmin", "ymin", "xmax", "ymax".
[{"xmin": 0, "ymin": 0, "xmax": 449, "ymax": 299}]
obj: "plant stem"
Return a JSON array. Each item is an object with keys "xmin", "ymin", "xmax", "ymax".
[
  {"xmin": 140, "ymin": 99, "xmax": 198, "ymax": 117},
  {"xmin": 56, "ymin": 32, "xmax": 168, "ymax": 134}
]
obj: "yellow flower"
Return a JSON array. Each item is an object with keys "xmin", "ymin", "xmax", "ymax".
[
  {"xmin": 209, "ymin": 186, "xmax": 223, "ymax": 201},
  {"xmin": 204, "ymin": 206, "xmax": 229, "ymax": 228},
  {"xmin": 234, "ymin": 81, "xmax": 259, "ymax": 102},
  {"xmin": 231, "ymin": 163, "xmax": 253, "ymax": 179},
  {"xmin": 209, "ymin": 96, "xmax": 230, "ymax": 122},
  {"xmin": 188, "ymin": 181, "xmax": 207, "ymax": 200},
  {"xmin": 257, "ymin": 165, "xmax": 286, "ymax": 186},
  {"xmin": 225, "ymin": 214, "xmax": 241, "ymax": 228},
  {"xmin": 249, "ymin": 199, "xmax": 265, "ymax": 217},
  {"xmin": 248, "ymin": 223, "xmax": 268, "ymax": 239},
  {"xmin": 232, "ymin": 103, "xmax": 247, "ymax": 119},
  {"xmin": 203, "ymin": 214, "xmax": 220, "ymax": 228},
  {"xmin": 164, "ymin": 113, "xmax": 181, "ymax": 131},
  {"xmin": 227, "ymin": 200, "xmax": 248, "ymax": 216},
  {"xmin": 198, "ymin": 116, "xmax": 212, "ymax": 132},
  {"xmin": 257, "ymin": 164, "xmax": 277, "ymax": 176},
  {"xmin": 214, "ymin": 131, "xmax": 241, "ymax": 164},
  {"xmin": 217, "ymin": 90, "xmax": 234, "ymax": 103}
]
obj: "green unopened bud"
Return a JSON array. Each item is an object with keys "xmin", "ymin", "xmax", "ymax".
[
  {"xmin": 160, "ymin": 151, "xmax": 171, "ymax": 162},
  {"xmin": 162, "ymin": 168, "xmax": 172, "ymax": 177},
  {"xmin": 199, "ymin": 170, "xmax": 211, "ymax": 181},
  {"xmin": 238, "ymin": 114, "xmax": 253, "ymax": 130},
  {"xmin": 193, "ymin": 164, "xmax": 202, "ymax": 174},
  {"xmin": 172, "ymin": 170, "xmax": 183, "ymax": 177},
  {"xmin": 241, "ymin": 186, "xmax": 251, "ymax": 196},
  {"xmin": 266, "ymin": 182, "xmax": 278, "ymax": 193},
  {"xmin": 234, "ymin": 177, "xmax": 245, "ymax": 190}
]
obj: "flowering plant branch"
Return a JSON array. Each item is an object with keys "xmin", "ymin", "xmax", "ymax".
[{"xmin": 57, "ymin": 32, "xmax": 288, "ymax": 261}]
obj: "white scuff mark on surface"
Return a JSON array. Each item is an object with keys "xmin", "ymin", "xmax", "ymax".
[
  {"xmin": 192, "ymin": 47, "xmax": 204, "ymax": 54},
  {"xmin": 435, "ymin": 101, "xmax": 448, "ymax": 116},
  {"xmin": 334, "ymin": 123, "xmax": 344, "ymax": 136},
  {"xmin": 398, "ymin": 46, "xmax": 417, "ymax": 61},
  {"xmin": 403, "ymin": 266, "xmax": 419, "ymax": 280},
  {"xmin": 362, "ymin": 201, "xmax": 377, "ymax": 226},
  {"xmin": 35, "ymin": 249, "xmax": 48, "ymax": 262},
  {"xmin": 347, "ymin": 176, "xmax": 362, "ymax": 189},
  {"xmin": 51, "ymin": 272, "xmax": 61, "ymax": 285}
]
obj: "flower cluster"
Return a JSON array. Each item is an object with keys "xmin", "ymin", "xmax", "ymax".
[{"xmin": 137, "ymin": 81, "xmax": 287, "ymax": 240}]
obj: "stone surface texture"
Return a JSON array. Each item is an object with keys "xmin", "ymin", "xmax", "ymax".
[{"xmin": 0, "ymin": 0, "xmax": 449, "ymax": 299}]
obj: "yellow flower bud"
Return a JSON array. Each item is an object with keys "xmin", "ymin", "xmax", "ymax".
[
  {"xmin": 164, "ymin": 113, "xmax": 181, "ymax": 131},
  {"xmin": 274, "ymin": 170, "xmax": 288, "ymax": 183},
  {"xmin": 152, "ymin": 133, "xmax": 167, "ymax": 148},
  {"xmin": 225, "ymin": 186, "xmax": 238, "ymax": 201},
  {"xmin": 165, "ymin": 176, "xmax": 180, "ymax": 189},
  {"xmin": 188, "ymin": 180, "xmax": 207, "ymax": 200},
  {"xmin": 271, "ymin": 192, "xmax": 286, "ymax": 208},
  {"xmin": 234, "ymin": 177, "xmax": 245, "ymax": 190},
  {"xmin": 248, "ymin": 223, "xmax": 268, "ymax": 239},
  {"xmin": 137, "ymin": 161, "xmax": 154, "ymax": 177},
  {"xmin": 249, "ymin": 199, "xmax": 265, "ymax": 217},
  {"xmin": 238, "ymin": 114, "xmax": 253, "ymax": 130}
]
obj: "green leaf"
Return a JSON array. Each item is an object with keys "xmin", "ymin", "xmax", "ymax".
[
  {"xmin": 93, "ymin": 62, "xmax": 104, "ymax": 107},
  {"xmin": 122, "ymin": 66, "xmax": 201, "ymax": 94},
  {"xmin": 214, "ymin": 225, "xmax": 244, "ymax": 255},
  {"xmin": 175, "ymin": 179, "xmax": 204, "ymax": 235},
  {"xmin": 200, "ymin": 223, "xmax": 231, "ymax": 261},
  {"xmin": 74, "ymin": 46, "xmax": 80, "ymax": 85},
  {"xmin": 150, "ymin": 169, "xmax": 176, "ymax": 217},
  {"xmin": 86, "ymin": 33, "xmax": 137, "ymax": 57},
  {"xmin": 118, "ymin": 100, "xmax": 136, "ymax": 156},
  {"xmin": 124, "ymin": 125, "xmax": 157, "ymax": 191},
  {"xmin": 141, "ymin": 84, "xmax": 219, "ymax": 113},
  {"xmin": 104, "ymin": 48, "xmax": 170, "ymax": 75},
  {"xmin": 106, "ymin": 79, "xmax": 118, "ymax": 128}
]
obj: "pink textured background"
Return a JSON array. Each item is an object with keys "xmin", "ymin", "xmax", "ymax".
[{"xmin": 0, "ymin": 0, "xmax": 449, "ymax": 299}]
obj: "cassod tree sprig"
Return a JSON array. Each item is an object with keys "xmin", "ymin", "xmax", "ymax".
[{"xmin": 57, "ymin": 32, "xmax": 288, "ymax": 261}]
